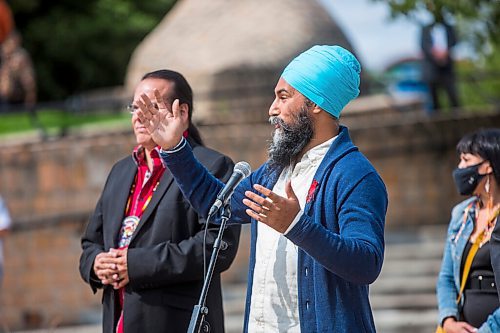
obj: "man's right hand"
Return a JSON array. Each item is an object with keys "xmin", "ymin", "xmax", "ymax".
[
  {"xmin": 93, "ymin": 251, "xmax": 119, "ymax": 285},
  {"xmin": 136, "ymin": 89, "xmax": 188, "ymax": 150}
]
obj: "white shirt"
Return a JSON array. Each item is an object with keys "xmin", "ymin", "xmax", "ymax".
[
  {"xmin": 431, "ymin": 23, "xmax": 448, "ymax": 51},
  {"xmin": 0, "ymin": 196, "xmax": 12, "ymax": 266},
  {"xmin": 247, "ymin": 136, "xmax": 336, "ymax": 333}
]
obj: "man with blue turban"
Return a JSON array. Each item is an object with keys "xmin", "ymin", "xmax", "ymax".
[{"xmin": 137, "ymin": 45, "xmax": 388, "ymax": 332}]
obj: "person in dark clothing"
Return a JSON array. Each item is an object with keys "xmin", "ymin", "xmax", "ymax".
[
  {"xmin": 420, "ymin": 9, "xmax": 460, "ymax": 114},
  {"xmin": 437, "ymin": 128, "xmax": 500, "ymax": 332},
  {"xmin": 79, "ymin": 69, "xmax": 240, "ymax": 333}
]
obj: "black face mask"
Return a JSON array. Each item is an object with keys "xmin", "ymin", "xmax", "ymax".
[{"xmin": 452, "ymin": 162, "xmax": 486, "ymax": 196}]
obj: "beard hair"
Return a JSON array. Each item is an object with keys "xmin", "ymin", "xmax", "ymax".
[{"xmin": 267, "ymin": 104, "xmax": 314, "ymax": 171}]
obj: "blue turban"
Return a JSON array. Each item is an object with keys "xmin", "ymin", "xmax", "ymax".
[{"xmin": 281, "ymin": 45, "xmax": 361, "ymax": 118}]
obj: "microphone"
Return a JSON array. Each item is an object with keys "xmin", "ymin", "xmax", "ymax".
[{"xmin": 209, "ymin": 161, "xmax": 251, "ymax": 216}]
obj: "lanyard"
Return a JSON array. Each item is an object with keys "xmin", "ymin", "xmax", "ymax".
[
  {"xmin": 118, "ymin": 165, "xmax": 165, "ymax": 249},
  {"xmin": 125, "ymin": 174, "xmax": 160, "ymax": 217},
  {"xmin": 456, "ymin": 204, "xmax": 500, "ymax": 303}
]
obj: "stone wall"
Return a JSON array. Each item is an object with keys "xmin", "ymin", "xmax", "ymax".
[
  {"xmin": 2, "ymin": 214, "xmax": 99, "ymax": 329},
  {"xmin": 345, "ymin": 111, "xmax": 496, "ymax": 227},
  {"xmin": 1, "ymin": 109, "xmax": 500, "ymax": 329},
  {"xmin": 0, "ymin": 132, "xmax": 136, "ymax": 329}
]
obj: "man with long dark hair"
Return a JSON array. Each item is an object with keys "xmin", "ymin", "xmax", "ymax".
[{"xmin": 79, "ymin": 70, "xmax": 240, "ymax": 333}]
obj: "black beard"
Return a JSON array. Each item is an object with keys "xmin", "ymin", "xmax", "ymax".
[{"xmin": 267, "ymin": 106, "xmax": 314, "ymax": 171}]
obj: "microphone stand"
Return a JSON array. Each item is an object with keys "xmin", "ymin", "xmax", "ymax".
[{"xmin": 187, "ymin": 204, "xmax": 232, "ymax": 333}]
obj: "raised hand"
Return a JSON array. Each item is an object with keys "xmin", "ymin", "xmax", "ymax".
[{"xmin": 136, "ymin": 89, "xmax": 188, "ymax": 150}]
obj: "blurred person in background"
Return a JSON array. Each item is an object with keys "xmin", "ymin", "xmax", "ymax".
[
  {"xmin": 437, "ymin": 128, "xmax": 500, "ymax": 332},
  {"xmin": 420, "ymin": 3, "xmax": 460, "ymax": 114},
  {"xmin": 0, "ymin": 195, "xmax": 10, "ymax": 331},
  {"xmin": 79, "ymin": 69, "xmax": 240, "ymax": 333},
  {"xmin": 0, "ymin": 195, "xmax": 10, "ymax": 287},
  {"xmin": 0, "ymin": 30, "xmax": 36, "ymax": 110},
  {"xmin": 0, "ymin": 0, "xmax": 13, "ymax": 45}
]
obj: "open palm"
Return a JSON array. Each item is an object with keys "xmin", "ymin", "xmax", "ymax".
[{"xmin": 136, "ymin": 89, "xmax": 187, "ymax": 149}]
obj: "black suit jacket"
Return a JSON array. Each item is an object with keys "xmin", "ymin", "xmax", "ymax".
[
  {"xmin": 420, "ymin": 21, "xmax": 457, "ymax": 81},
  {"xmin": 79, "ymin": 141, "xmax": 240, "ymax": 333},
  {"xmin": 491, "ymin": 218, "xmax": 500, "ymax": 300}
]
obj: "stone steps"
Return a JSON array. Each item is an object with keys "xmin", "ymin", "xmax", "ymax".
[
  {"xmin": 383, "ymin": 242, "xmax": 444, "ymax": 260},
  {"xmin": 374, "ymin": 309, "xmax": 438, "ymax": 333},
  {"xmin": 371, "ymin": 275, "xmax": 437, "ymax": 294},
  {"xmin": 222, "ymin": 226, "xmax": 447, "ymax": 332},
  {"xmin": 11, "ymin": 227, "xmax": 446, "ymax": 333},
  {"xmin": 370, "ymin": 227, "xmax": 445, "ymax": 332},
  {"xmin": 377, "ymin": 258, "xmax": 442, "ymax": 277},
  {"xmin": 371, "ymin": 293, "xmax": 437, "ymax": 310}
]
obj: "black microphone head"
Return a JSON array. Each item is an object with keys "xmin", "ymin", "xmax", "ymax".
[{"xmin": 234, "ymin": 161, "xmax": 251, "ymax": 178}]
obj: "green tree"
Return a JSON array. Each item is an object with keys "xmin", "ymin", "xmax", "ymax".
[{"xmin": 10, "ymin": 0, "xmax": 177, "ymax": 100}]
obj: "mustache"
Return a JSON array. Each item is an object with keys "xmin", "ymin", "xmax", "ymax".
[{"xmin": 269, "ymin": 116, "xmax": 289, "ymax": 130}]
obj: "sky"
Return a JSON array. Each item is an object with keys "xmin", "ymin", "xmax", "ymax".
[{"xmin": 318, "ymin": 0, "xmax": 421, "ymax": 72}]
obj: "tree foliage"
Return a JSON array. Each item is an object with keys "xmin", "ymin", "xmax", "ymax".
[
  {"xmin": 10, "ymin": 0, "xmax": 177, "ymax": 100},
  {"xmin": 375, "ymin": 0, "xmax": 499, "ymax": 54},
  {"xmin": 376, "ymin": 0, "xmax": 500, "ymax": 108}
]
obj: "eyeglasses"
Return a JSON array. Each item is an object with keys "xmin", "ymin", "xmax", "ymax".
[
  {"xmin": 126, "ymin": 104, "xmax": 138, "ymax": 115},
  {"xmin": 126, "ymin": 103, "xmax": 159, "ymax": 115}
]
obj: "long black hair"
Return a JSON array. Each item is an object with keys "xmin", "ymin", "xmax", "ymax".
[
  {"xmin": 141, "ymin": 69, "xmax": 204, "ymax": 146},
  {"xmin": 457, "ymin": 128, "xmax": 500, "ymax": 185}
]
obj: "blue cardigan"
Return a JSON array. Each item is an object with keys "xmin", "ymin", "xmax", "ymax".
[{"xmin": 162, "ymin": 126, "xmax": 388, "ymax": 332}]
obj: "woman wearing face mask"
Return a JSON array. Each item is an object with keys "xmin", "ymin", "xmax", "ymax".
[{"xmin": 437, "ymin": 128, "xmax": 500, "ymax": 333}]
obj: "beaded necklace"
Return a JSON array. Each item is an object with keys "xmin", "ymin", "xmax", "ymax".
[{"xmin": 455, "ymin": 198, "xmax": 500, "ymax": 248}]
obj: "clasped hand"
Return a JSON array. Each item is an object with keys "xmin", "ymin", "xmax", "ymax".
[{"xmin": 93, "ymin": 248, "xmax": 128, "ymax": 289}]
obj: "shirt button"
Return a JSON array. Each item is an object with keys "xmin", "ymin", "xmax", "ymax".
[
  {"xmin": 305, "ymin": 268, "xmax": 308, "ymax": 276},
  {"xmin": 306, "ymin": 301, "xmax": 310, "ymax": 310}
]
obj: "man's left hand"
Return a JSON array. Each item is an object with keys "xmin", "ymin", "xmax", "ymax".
[
  {"xmin": 243, "ymin": 181, "xmax": 300, "ymax": 233},
  {"xmin": 109, "ymin": 248, "xmax": 129, "ymax": 289}
]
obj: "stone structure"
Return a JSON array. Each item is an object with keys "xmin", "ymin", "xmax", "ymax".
[{"xmin": 125, "ymin": 0, "xmax": 358, "ymax": 125}]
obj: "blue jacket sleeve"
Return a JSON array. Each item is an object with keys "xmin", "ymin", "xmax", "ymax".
[
  {"xmin": 162, "ymin": 142, "xmax": 226, "ymax": 217},
  {"xmin": 285, "ymin": 171, "xmax": 387, "ymax": 285},
  {"xmin": 436, "ymin": 224, "xmax": 460, "ymax": 325},
  {"xmin": 161, "ymin": 141, "xmax": 253, "ymax": 224},
  {"xmin": 436, "ymin": 199, "xmax": 475, "ymax": 326},
  {"xmin": 479, "ymin": 309, "xmax": 500, "ymax": 332}
]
